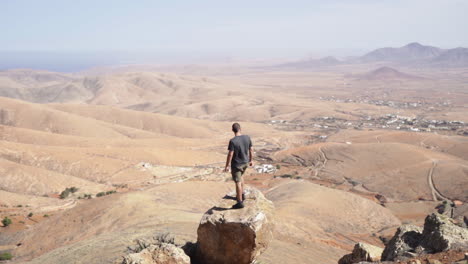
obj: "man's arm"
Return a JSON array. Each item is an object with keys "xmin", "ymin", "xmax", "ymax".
[
  {"xmin": 249, "ymin": 146, "xmax": 253, "ymax": 166},
  {"xmin": 224, "ymin": 150, "xmax": 234, "ymax": 172}
]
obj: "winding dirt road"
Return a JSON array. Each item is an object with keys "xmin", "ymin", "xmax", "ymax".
[
  {"xmin": 313, "ymin": 146, "xmax": 328, "ymax": 177},
  {"xmin": 427, "ymin": 160, "xmax": 451, "ymax": 201},
  {"xmin": 37, "ymin": 200, "xmax": 77, "ymax": 213}
]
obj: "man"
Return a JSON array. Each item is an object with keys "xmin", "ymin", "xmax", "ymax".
[{"xmin": 224, "ymin": 123, "xmax": 253, "ymax": 209}]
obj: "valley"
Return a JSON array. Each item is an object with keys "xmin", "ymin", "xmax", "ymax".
[{"xmin": 0, "ymin": 43, "xmax": 467, "ymax": 264}]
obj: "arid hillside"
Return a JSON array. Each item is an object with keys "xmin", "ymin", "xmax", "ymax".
[
  {"xmin": 0, "ymin": 57, "xmax": 467, "ymax": 264},
  {"xmin": 272, "ymin": 142, "xmax": 468, "ymax": 202},
  {"xmin": 4, "ymin": 66, "xmax": 467, "ymax": 124}
]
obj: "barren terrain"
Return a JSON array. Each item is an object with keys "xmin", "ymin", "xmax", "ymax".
[{"xmin": 0, "ymin": 43, "xmax": 467, "ymax": 264}]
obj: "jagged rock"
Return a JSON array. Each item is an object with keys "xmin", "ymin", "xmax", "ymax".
[
  {"xmin": 421, "ymin": 213, "xmax": 468, "ymax": 252},
  {"xmin": 195, "ymin": 187, "xmax": 274, "ymax": 264},
  {"xmin": 338, "ymin": 254, "xmax": 353, "ymax": 264},
  {"xmin": 338, "ymin": 242, "xmax": 383, "ymax": 264},
  {"xmin": 381, "ymin": 225, "xmax": 423, "ymax": 261},
  {"xmin": 122, "ymin": 243, "xmax": 190, "ymax": 264}
]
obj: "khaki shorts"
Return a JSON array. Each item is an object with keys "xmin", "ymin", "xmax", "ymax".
[{"xmin": 231, "ymin": 163, "xmax": 248, "ymax": 182}]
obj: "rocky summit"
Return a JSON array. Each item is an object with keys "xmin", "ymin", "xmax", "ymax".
[
  {"xmin": 421, "ymin": 213, "xmax": 468, "ymax": 252},
  {"xmin": 195, "ymin": 187, "xmax": 275, "ymax": 264},
  {"xmin": 381, "ymin": 225, "xmax": 423, "ymax": 261},
  {"xmin": 377, "ymin": 213, "xmax": 468, "ymax": 263}
]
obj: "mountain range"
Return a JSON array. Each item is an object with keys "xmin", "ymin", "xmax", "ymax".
[{"xmin": 274, "ymin": 42, "xmax": 468, "ymax": 68}]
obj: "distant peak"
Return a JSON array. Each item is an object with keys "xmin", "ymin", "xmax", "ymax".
[
  {"xmin": 373, "ymin": 66, "xmax": 398, "ymax": 72},
  {"xmin": 405, "ymin": 42, "xmax": 424, "ymax": 48},
  {"xmin": 361, "ymin": 66, "xmax": 422, "ymax": 80},
  {"xmin": 319, "ymin": 56, "xmax": 339, "ymax": 62}
]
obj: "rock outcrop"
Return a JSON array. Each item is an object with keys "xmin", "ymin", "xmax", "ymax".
[
  {"xmin": 338, "ymin": 242, "xmax": 384, "ymax": 264},
  {"xmin": 381, "ymin": 225, "xmax": 423, "ymax": 261},
  {"xmin": 195, "ymin": 187, "xmax": 274, "ymax": 264},
  {"xmin": 381, "ymin": 213, "xmax": 468, "ymax": 262},
  {"xmin": 421, "ymin": 213, "xmax": 468, "ymax": 252},
  {"xmin": 122, "ymin": 242, "xmax": 190, "ymax": 264}
]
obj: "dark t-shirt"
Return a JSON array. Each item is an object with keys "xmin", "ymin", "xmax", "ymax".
[{"xmin": 228, "ymin": 135, "xmax": 252, "ymax": 168}]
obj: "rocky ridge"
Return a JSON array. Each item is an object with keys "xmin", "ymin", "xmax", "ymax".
[
  {"xmin": 119, "ymin": 187, "xmax": 274, "ymax": 264},
  {"xmin": 338, "ymin": 213, "xmax": 468, "ymax": 264}
]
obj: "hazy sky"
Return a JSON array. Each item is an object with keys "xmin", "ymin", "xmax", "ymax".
[{"xmin": 1, "ymin": 0, "xmax": 468, "ymax": 59}]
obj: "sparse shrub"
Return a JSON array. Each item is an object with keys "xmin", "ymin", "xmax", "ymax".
[
  {"xmin": 154, "ymin": 232, "xmax": 175, "ymax": 245},
  {"xmin": 79, "ymin": 194, "xmax": 92, "ymax": 199},
  {"xmin": 2, "ymin": 217, "xmax": 12, "ymax": 227},
  {"xmin": 60, "ymin": 187, "xmax": 79, "ymax": 199},
  {"xmin": 27, "ymin": 212, "xmax": 33, "ymax": 218},
  {"xmin": 16, "ymin": 205, "xmax": 22, "ymax": 207},
  {"xmin": 294, "ymin": 176, "xmax": 302, "ymax": 180},
  {"xmin": 0, "ymin": 252, "xmax": 12, "ymax": 261},
  {"xmin": 276, "ymin": 164, "xmax": 281, "ymax": 169},
  {"xmin": 97, "ymin": 190, "xmax": 116, "ymax": 197},
  {"xmin": 43, "ymin": 214, "xmax": 49, "ymax": 217},
  {"xmin": 60, "ymin": 189, "xmax": 70, "ymax": 199},
  {"xmin": 275, "ymin": 174, "xmax": 292, "ymax": 179},
  {"xmin": 19, "ymin": 221, "xmax": 25, "ymax": 224},
  {"xmin": 131, "ymin": 239, "xmax": 153, "ymax": 253}
]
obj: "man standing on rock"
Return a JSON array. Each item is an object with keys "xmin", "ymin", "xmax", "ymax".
[{"xmin": 224, "ymin": 123, "xmax": 253, "ymax": 209}]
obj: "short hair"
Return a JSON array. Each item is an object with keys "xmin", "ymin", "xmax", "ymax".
[{"xmin": 232, "ymin": 123, "xmax": 241, "ymax": 133}]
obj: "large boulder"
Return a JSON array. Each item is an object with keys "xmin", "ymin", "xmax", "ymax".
[
  {"xmin": 122, "ymin": 243, "xmax": 190, "ymax": 264},
  {"xmin": 381, "ymin": 225, "xmax": 423, "ymax": 261},
  {"xmin": 338, "ymin": 242, "xmax": 384, "ymax": 264},
  {"xmin": 421, "ymin": 213, "xmax": 468, "ymax": 252},
  {"xmin": 195, "ymin": 187, "xmax": 274, "ymax": 264}
]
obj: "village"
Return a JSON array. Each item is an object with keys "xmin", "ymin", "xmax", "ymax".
[
  {"xmin": 319, "ymin": 96, "xmax": 453, "ymax": 110},
  {"xmin": 266, "ymin": 114, "xmax": 467, "ymax": 137}
]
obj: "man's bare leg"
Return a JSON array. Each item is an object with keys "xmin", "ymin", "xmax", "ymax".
[
  {"xmin": 236, "ymin": 181, "xmax": 243, "ymax": 202},
  {"xmin": 241, "ymin": 177, "xmax": 245, "ymax": 201}
]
